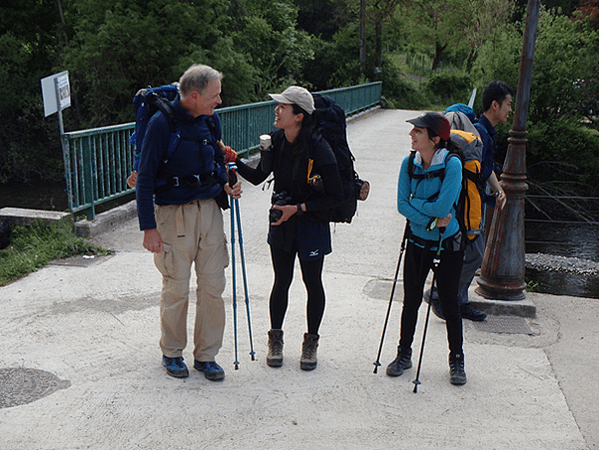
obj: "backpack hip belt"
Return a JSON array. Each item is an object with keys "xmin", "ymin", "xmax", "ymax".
[
  {"xmin": 155, "ymin": 171, "xmax": 218, "ymax": 194},
  {"xmin": 408, "ymin": 229, "xmax": 462, "ymax": 252}
]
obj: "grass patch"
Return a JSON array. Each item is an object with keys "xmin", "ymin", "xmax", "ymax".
[
  {"xmin": 525, "ymin": 279, "xmax": 539, "ymax": 293},
  {"xmin": 0, "ymin": 220, "xmax": 111, "ymax": 286}
]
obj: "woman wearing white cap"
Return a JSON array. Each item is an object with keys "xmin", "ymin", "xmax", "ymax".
[
  {"xmin": 386, "ymin": 112, "xmax": 467, "ymax": 385},
  {"xmin": 232, "ymin": 86, "xmax": 343, "ymax": 371}
]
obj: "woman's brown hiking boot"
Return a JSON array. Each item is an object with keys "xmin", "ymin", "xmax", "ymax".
[
  {"xmin": 300, "ymin": 333, "xmax": 319, "ymax": 371},
  {"xmin": 266, "ymin": 329, "xmax": 284, "ymax": 367}
]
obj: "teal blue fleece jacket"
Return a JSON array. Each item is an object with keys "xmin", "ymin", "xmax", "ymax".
[{"xmin": 397, "ymin": 148, "xmax": 462, "ymax": 242}]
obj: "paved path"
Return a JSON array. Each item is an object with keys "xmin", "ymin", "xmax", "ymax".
[{"xmin": 1, "ymin": 109, "xmax": 597, "ymax": 449}]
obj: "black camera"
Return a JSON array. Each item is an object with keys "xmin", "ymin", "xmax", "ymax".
[{"xmin": 269, "ymin": 191, "xmax": 292, "ymax": 223}]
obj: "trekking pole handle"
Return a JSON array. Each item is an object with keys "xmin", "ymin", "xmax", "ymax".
[{"xmin": 227, "ymin": 162, "xmax": 238, "ymax": 188}]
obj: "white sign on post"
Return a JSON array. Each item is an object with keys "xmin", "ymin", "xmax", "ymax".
[
  {"xmin": 41, "ymin": 70, "xmax": 73, "ymax": 211},
  {"xmin": 41, "ymin": 71, "xmax": 71, "ymax": 117}
]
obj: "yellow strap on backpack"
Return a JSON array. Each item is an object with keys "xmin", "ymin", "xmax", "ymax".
[
  {"xmin": 307, "ymin": 158, "xmax": 317, "ymax": 184},
  {"xmin": 307, "ymin": 158, "xmax": 323, "ymax": 189}
]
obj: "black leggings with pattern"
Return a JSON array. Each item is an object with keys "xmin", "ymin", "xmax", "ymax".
[{"xmin": 269, "ymin": 246, "xmax": 326, "ymax": 335}]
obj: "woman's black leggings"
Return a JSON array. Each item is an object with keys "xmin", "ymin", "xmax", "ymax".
[
  {"xmin": 269, "ymin": 246, "xmax": 326, "ymax": 335},
  {"xmin": 399, "ymin": 240, "xmax": 465, "ymax": 357}
]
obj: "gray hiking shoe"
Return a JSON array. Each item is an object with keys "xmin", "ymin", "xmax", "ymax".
[{"xmin": 449, "ymin": 353, "xmax": 467, "ymax": 385}]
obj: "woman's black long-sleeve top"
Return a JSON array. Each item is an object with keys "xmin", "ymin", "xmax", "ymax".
[{"xmin": 235, "ymin": 129, "xmax": 343, "ymax": 223}]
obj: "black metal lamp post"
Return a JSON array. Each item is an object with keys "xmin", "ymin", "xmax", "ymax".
[{"xmin": 476, "ymin": 0, "xmax": 541, "ymax": 300}]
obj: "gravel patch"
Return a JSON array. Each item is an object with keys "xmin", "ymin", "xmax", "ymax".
[{"xmin": 526, "ymin": 253, "xmax": 599, "ymax": 275}]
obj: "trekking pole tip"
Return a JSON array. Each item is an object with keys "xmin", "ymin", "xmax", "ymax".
[
  {"xmin": 373, "ymin": 361, "xmax": 381, "ymax": 374},
  {"xmin": 412, "ymin": 380, "xmax": 420, "ymax": 393}
]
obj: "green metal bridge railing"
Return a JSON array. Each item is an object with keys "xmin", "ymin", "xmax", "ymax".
[{"xmin": 62, "ymin": 82, "xmax": 381, "ymax": 219}]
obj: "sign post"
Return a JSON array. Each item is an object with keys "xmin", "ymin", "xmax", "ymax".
[
  {"xmin": 41, "ymin": 70, "xmax": 71, "ymax": 118},
  {"xmin": 41, "ymin": 71, "xmax": 73, "ymax": 211}
]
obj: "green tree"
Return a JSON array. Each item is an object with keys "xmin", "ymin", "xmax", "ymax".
[
  {"xmin": 464, "ymin": 0, "xmax": 516, "ymax": 72},
  {"xmin": 367, "ymin": 0, "xmax": 405, "ymax": 71},
  {"xmin": 397, "ymin": 0, "xmax": 476, "ymax": 71},
  {"xmin": 472, "ymin": 8, "xmax": 599, "ymax": 195},
  {"xmin": 0, "ymin": 1, "xmax": 64, "ymax": 183},
  {"xmin": 228, "ymin": 0, "xmax": 316, "ymax": 96},
  {"xmin": 573, "ymin": 0, "xmax": 599, "ymax": 29},
  {"xmin": 295, "ymin": 0, "xmax": 350, "ymax": 39},
  {"xmin": 59, "ymin": 0, "xmax": 317, "ymax": 125},
  {"xmin": 1, "ymin": 0, "xmax": 326, "ymax": 186},
  {"xmin": 472, "ymin": 7, "xmax": 598, "ymax": 121},
  {"xmin": 61, "ymin": 0, "xmax": 236, "ymax": 126},
  {"xmin": 303, "ymin": 0, "xmax": 406, "ymax": 93}
]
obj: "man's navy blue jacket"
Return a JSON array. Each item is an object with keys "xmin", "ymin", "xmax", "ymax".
[
  {"xmin": 474, "ymin": 114, "xmax": 499, "ymax": 207},
  {"xmin": 136, "ymin": 97, "xmax": 227, "ymax": 230}
]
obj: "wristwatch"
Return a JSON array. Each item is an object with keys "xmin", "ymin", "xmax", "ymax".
[{"xmin": 296, "ymin": 204, "xmax": 304, "ymax": 216}]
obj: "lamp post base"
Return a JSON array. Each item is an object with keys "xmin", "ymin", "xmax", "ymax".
[{"xmin": 475, "ymin": 279, "xmax": 527, "ymax": 301}]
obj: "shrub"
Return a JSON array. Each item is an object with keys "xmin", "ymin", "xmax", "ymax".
[
  {"xmin": 378, "ymin": 56, "xmax": 428, "ymax": 109},
  {"xmin": 527, "ymin": 119, "xmax": 599, "ymax": 197},
  {"xmin": 425, "ymin": 72, "xmax": 473, "ymax": 105}
]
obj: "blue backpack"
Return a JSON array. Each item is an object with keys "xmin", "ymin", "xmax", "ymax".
[
  {"xmin": 130, "ymin": 83, "xmax": 219, "ymax": 173},
  {"xmin": 130, "ymin": 84, "xmax": 181, "ymax": 172}
]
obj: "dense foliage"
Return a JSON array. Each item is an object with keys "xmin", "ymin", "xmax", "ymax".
[
  {"xmin": 1, "ymin": 0, "xmax": 598, "ymax": 199},
  {"xmin": 471, "ymin": 7, "xmax": 599, "ymax": 196}
]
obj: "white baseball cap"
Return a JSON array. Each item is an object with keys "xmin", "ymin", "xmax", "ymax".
[{"xmin": 268, "ymin": 86, "xmax": 315, "ymax": 115}]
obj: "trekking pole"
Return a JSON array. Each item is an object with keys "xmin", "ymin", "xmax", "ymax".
[
  {"xmin": 373, "ymin": 223, "xmax": 409, "ymax": 374},
  {"xmin": 413, "ymin": 227, "xmax": 445, "ymax": 393},
  {"xmin": 232, "ymin": 188, "xmax": 256, "ymax": 361},
  {"xmin": 228, "ymin": 163, "xmax": 240, "ymax": 370}
]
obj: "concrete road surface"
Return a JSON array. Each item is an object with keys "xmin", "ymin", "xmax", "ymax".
[{"xmin": 1, "ymin": 109, "xmax": 597, "ymax": 449}]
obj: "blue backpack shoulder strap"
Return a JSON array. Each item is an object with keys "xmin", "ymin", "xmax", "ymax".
[
  {"xmin": 408, "ymin": 150, "xmax": 449, "ymax": 181},
  {"xmin": 149, "ymin": 94, "xmax": 181, "ymax": 165},
  {"xmin": 206, "ymin": 115, "xmax": 218, "ymax": 142}
]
